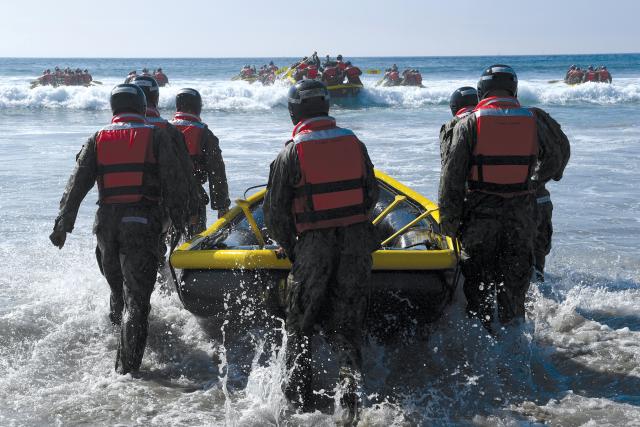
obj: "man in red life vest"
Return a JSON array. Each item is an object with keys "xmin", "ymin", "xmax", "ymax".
[
  {"xmin": 439, "ymin": 65, "xmax": 570, "ymax": 331},
  {"xmin": 598, "ymin": 66, "xmax": 612, "ymax": 83},
  {"xmin": 336, "ymin": 54, "xmax": 347, "ymax": 71},
  {"xmin": 439, "ymin": 87, "xmax": 478, "ymax": 166},
  {"xmin": 583, "ymin": 65, "xmax": 598, "ymax": 83},
  {"xmin": 263, "ymin": 80, "xmax": 379, "ymax": 420},
  {"xmin": 82, "ymin": 69, "xmax": 92, "ymax": 85},
  {"xmin": 344, "ymin": 61, "xmax": 362, "ymax": 85},
  {"xmin": 154, "ymin": 68, "xmax": 168, "ymax": 86},
  {"xmin": 171, "ymin": 88, "xmax": 230, "ymax": 237},
  {"xmin": 49, "ymin": 84, "xmax": 191, "ymax": 374}
]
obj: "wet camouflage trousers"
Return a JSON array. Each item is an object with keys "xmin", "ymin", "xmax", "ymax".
[
  {"xmin": 459, "ymin": 194, "xmax": 535, "ymax": 326},
  {"xmin": 94, "ymin": 205, "xmax": 162, "ymax": 374},
  {"xmin": 284, "ymin": 223, "xmax": 375, "ymax": 404},
  {"xmin": 534, "ymin": 192, "xmax": 553, "ymax": 273},
  {"xmin": 188, "ymin": 198, "xmax": 208, "ymax": 239}
]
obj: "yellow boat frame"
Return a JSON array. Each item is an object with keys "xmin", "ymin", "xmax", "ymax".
[{"xmin": 170, "ymin": 170, "xmax": 457, "ymax": 271}]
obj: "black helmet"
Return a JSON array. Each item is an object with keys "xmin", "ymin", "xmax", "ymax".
[
  {"xmin": 477, "ymin": 64, "xmax": 518, "ymax": 99},
  {"xmin": 287, "ymin": 79, "xmax": 330, "ymax": 124},
  {"xmin": 449, "ymin": 86, "xmax": 478, "ymax": 116},
  {"xmin": 132, "ymin": 75, "xmax": 159, "ymax": 107},
  {"xmin": 110, "ymin": 84, "xmax": 146, "ymax": 115},
  {"xmin": 176, "ymin": 88, "xmax": 202, "ymax": 115},
  {"xmin": 337, "ymin": 54, "xmax": 343, "ymax": 61}
]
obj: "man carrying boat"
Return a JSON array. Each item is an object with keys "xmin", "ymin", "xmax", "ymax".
[
  {"xmin": 49, "ymin": 84, "xmax": 192, "ymax": 374},
  {"xmin": 170, "ymin": 88, "xmax": 230, "ymax": 237},
  {"xmin": 439, "ymin": 86, "xmax": 478, "ymax": 166},
  {"xmin": 263, "ymin": 79, "xmax": 379, "ymax": 421},
  {"xmin": 439, "ymin": 64, "xmax": 570, "ymax": 331}
]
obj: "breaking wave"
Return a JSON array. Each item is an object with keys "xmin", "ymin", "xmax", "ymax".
[{"xmin": 1, "ymin": 77, "xmax": 639, "ymax": 111}]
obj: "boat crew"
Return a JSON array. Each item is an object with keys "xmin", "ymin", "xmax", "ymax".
[
  {"xmin": 438, "ymin": 64, "xmax": 570, "ymax": 331},
  {"xmin": 263, "ymin": 79, "xmax": 379, "ymax": 422},
  {"xmin": 49, "ymin": 84, "xmax": 192, "ymax": 374},
  {"xmin": 170, "ymin": 88, "xmax": 230, "ymax": 238},
  {"xmin": 439, "ymin": 86, "xmax": 478, "ymax": 166}
]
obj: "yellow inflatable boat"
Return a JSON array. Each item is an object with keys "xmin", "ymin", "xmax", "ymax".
[{"xmin": 170, "ymin": 170, "xmax": 459, "ymax": 340}]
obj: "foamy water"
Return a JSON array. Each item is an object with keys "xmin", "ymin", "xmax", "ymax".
[{"xmin": 0, "ymin": 55, "xmax": 639, "ymax": 426}]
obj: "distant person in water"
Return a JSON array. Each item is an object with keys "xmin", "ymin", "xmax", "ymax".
[
  {"xmin": 154, "ymin": 68, "xmax": 168, "ymax": 86},
  {"xmin": 124, "ymin": 70, "xmax": 137, "ymax": 84},
  {"xmin": 598, "ymin": 66, "xmax": 612, "ymax": 83}
]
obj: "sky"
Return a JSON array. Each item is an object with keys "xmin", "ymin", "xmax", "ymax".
[{"xmin": 3, "ymin": 0, "xmax": 639, "ymax": 57}]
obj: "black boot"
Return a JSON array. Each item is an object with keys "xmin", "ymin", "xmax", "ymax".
[{"xmin": 338, "ymin": 367, "xmax": 361, "ymax": 426}]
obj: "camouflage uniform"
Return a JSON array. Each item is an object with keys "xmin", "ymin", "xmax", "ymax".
[
  {"xmin": 263, "ymin": 138, "xmax": 379, "ymax": 407},
  {"xmin": 52, "ymin": 127, "xmax": 191, "ymax": 373},
  {"xmin": 439, "ymin": 114, "xmax": 468, "ymax": 166},
  {"xmin": 533, "ymin": 184, "xmax": 553, "ymax": 279},
  {"xmin": 186, "ymin": 128, "xmax": 230, "ymax": 238},
  {"xmin": 438, "ymin": 106, "xmax": 569, "ymax": 327}
]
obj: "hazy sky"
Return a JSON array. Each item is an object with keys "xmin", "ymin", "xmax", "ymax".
[{"xmin": 4, "ymin": 0, "xmax": 639, "ymax": 57}]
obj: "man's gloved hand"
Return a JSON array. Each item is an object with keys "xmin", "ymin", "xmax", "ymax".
[
  {"xmin": 49, "ymin": 230, "xmax": 67, "ymax": 249},
  {"xmin": 217, "ymin": 208, "xmax": 229, "ymax": 219}
]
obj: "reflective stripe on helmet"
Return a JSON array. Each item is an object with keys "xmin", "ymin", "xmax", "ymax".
[
  {"xmin": 459, "ymin": 89, "xmax": 476, "ymax": 96},
  {"xmin": 112, "ymin": 86, "xmax": 139, "ymax": 95}
]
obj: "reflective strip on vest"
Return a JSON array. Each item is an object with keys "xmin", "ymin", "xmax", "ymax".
[
  {"xmin": 146, "ymin": 116, "xmax": 168, "ymax": 128},
  {"xmin": 96, "ymin": 119, "xmax": 158, "ymax": 204},
  {"xmin": 292, "ymin": 126, "xmax": 368, "ymax": 233},
  {"xmin": 468, "ymin": 97, "xmax": 538, "ymax": 196}
]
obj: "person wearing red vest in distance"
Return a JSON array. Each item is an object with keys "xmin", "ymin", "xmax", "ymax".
[
  {"xmin": 131, "ymin": 76, "xmax": 201, "ymax": 267},
  {"xmin": 336, "ymin": 54, "xmax": 347, "ymax": 71},
  {"xmin": 154, "ymin": 67, "xmax": 168, "ymax": 86},
  {"xmin": 49, "ymin": 84, "xmax": 191, "ymax": 375},
  {"xmin": 263, "ymin": 80, "xmax": 379, "ymax": 421},
  {"xmin": 583, "ymin": 65, "xmax": 598, "ymax": 83},
  {"xmin": 439, "ymin": 65, "xmax": 570, "ymax": 332},
  {"xmin": 598, "ymin": 65, "xmax": 612, "ymax": 83},
  {"xmin": 171, "ymin": 88, "xmax": 230, "ymax": 238},
  {"xmin": 344, "ymin": 61, "xmax": 362, "ymax": 85},
  {"xmin": 439, "ymin": 87, "xmax": 478, "ymax": 166}
]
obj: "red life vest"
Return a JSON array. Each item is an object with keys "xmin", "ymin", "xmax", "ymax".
[
  {"xmin": 455, "ymin": 106, "xmax": 475, "ymax": 118},
  {"xmin": 323, "ymin": 67, "xmax": 338, "ymax": 79},
  {"xmin": 599, "ymin": 70, "xmax": 611, "ymax": 81},
  {"xmin": 96, "ymin": 114, "xmax": 159, "ymax": 204},
  {"xmin": 307, "ymin": 66, "xmax": 319, "ymax": 79},
  {"xmin": 145, "ymin": 107, "xmax": 168, "ymax": 129},
  {"xmin": 170, "ymin": 112, "xmax": 207, "ymax": 182},
  {"xmin": 346, "ymin": 67, "xmax": 361, "ymax": 78},
  {"xmin": 337, "ymin": 61, "xmax": 347, "ymax": 71},
  {"xmin": 585, "ymin": 71, "xmax": 597, "ymax": 82},
  {"xmin": 298, "ymin": 63, "xmax": 308, "ymax": 71},
  {"xmin": 468, "ymin": 97, "xmax": 537, "ymax": 197},
  {"xmin": 388, "ymin": 71, "xmax": 399, "ymax": 81},
  {"xmin": 414, "ymin": 73, "xmax": 422, "ymax": 85},
  {"xmin": 291, "ymin": 116, "xmax": 368, "ymax": 233}
]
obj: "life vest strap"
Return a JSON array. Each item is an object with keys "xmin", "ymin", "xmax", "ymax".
[
  {"xmin": 468, "ymin": 181, "xmax": 530, "ymax": 193},
  {"xmin": 471, "ymin": 155, "xmax": 536, "ymax": 166},
  {"xmin": 295, "ymin": 203, "xmax": 367, "ymax": 224},
  {"xmin": 97, "ymin": 163, "xmax": 158, "ymax": 175},
  {"xmin": 292, "ymin": 177, "xmax": 364, "ymax": 198},
  {"xmin": 99, "ymin": 186, "xmax": 161, "ymax": 198}
]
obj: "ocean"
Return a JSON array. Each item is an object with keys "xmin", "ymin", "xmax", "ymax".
[{"xmin": 0, "ymin": 54, "xmax": 639, "ymax": 426}]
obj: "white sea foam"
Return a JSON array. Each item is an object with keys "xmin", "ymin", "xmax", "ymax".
[{"xmin": 3, "ymin": 77, "xmax": 639, "ymax": 111}]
